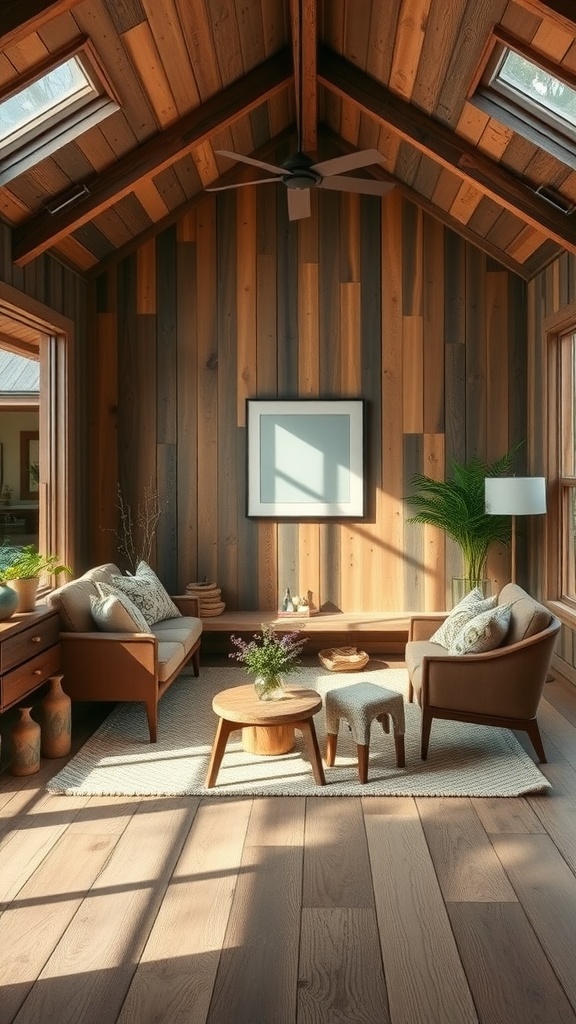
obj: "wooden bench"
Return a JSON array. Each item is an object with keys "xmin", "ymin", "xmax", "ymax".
[{"xmin": 200, "ymin": 610, "xmax": 410, "ymax": 656}]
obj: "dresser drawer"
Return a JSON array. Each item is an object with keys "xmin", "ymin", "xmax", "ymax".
[
  {"xmin": 1, "ymin": 615, "xmax": 59, "ymax": 673},
  {"xmin": 0, "ymin": 643, "xmax": 61, "ymax": 711}
]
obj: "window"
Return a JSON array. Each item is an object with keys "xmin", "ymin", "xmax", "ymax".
[
  {"xmin": 0, "ymin": 43, "xmax": 119, "ymax": 186},
  {"xmin": 471, "ymin": 32, "xmax": 576, "ymax": 166},
  {"xmin": 559, "ymin": 331, "xmax": 576, "ymax": 606}
]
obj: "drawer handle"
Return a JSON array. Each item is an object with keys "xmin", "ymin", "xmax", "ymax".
[
  {"xmin": 33, "ymin": 669, "xmax": 42, "ymax": 676},
  {"xmin": 30, "ymin": 636, "xmax": 42, "ymax": 643}
]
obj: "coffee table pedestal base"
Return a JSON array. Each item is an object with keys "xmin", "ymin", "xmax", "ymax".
[{"xmin": 242, "ymin": 725, "xmax": 295, "ymax": 755}]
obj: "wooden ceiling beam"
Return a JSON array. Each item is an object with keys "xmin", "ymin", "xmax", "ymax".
[
  {"xmin": 289, "ymin": 0, "xmax": 317, "ymax": 154},
  {"xmin": 0, "ymin": 0, "xmax": 83, "ymax": 49},
  {"xmin": 13, "ymin": 49, "xmax": 292, "ymax": 266},
  {"xmin": 318, "ymin": 47, "xmax": 576, "ymax": 257}
]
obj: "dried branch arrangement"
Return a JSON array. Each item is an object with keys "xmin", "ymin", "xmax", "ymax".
[{"xmin": 115, "ymin": 480, "xmax": 168, "ymax": 572}]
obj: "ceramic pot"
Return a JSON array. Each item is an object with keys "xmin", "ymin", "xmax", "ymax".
[
  {"xmin": 0, "ymin": 583, "xmax": 18, "ymax": 621},
  {"xmin": 41, "ymin": 675, "xmax": 71, "ymax": 758},
  {"xmin": 10, "ymin": 707, "xmax": 41, "ymax": 776},
  {"xmin": 253, "ymin": 674, "xmax": 285, "ymax": 701},
  {"xmin": 8, "ymin": 577, "xmax": 39, "ymax": 613}
]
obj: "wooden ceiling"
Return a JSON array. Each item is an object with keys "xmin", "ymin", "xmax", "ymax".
[{"xmin": 1, "ymin": 0, "xmax": 576, "ymax": 278}]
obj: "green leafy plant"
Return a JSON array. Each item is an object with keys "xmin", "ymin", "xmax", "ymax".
[
  {"xmin": 229, "ymin": 623, "xmax": 307, "ymax": 679},
  {"xmin": 0, "ymin": 544, "xmax": 71, "ymax": 581},
  {"xmin": 406, "ymin": 446, "xmax": 523, "ymax": 586}
]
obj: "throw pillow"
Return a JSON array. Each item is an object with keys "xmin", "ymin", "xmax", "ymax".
[
  {"xmin": 90, "ymin": 584, "xmax": 150, "ymax": 633},
  {"xmin": 110, "ymin": 561, "xmax": 181, "ymax": 626},
  {"xmin": 429, "ymin": 588, "xmax": 497, "ymax": 650},
  {"xmin": 449, "ymin": 603, "xmax": 512, "ymax": 655}
]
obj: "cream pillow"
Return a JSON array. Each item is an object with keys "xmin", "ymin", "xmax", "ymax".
[
  {"xmin": 91, "ymin": 584, "xmax": 150, "ymax": 633},
  {"xmin": 449, "ymin": 603, "xmax": 512, "ymax": 655},
  {"xmin": 430, "ymin": 588, "xmax": 497, "ymax": 650},
  {"xmin": 110, "ymin": 561, "xmax": 181, "ymax": 626}
]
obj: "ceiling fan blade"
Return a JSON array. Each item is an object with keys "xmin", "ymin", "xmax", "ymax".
[
  {"xmin": 312, "ymin": 149, "xmax": 386, "ymax": 178},
  {"xmin": 205, "ymin": 178, "xmax": 280, "ymax": 192},
  {"xmin": 319, "ymin": 176, "xmax": 395, "ymax": 196},
  {"xmin": 215, "ymin": 149, "xmax": 286, "ymax": 176},
  {"xmin": 287, "ymin": 187, "xmax": 311, "ymax": 220}
]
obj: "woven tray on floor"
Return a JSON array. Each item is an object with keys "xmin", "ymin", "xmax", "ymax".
[{"xmin": 318, "ymin": 647, "xmax": 369, "ymax": 672}]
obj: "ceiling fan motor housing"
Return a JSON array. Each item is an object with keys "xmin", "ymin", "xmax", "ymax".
[{"xmin": 282, "ymin": 152, "xmax": 321, "ymax": 189}]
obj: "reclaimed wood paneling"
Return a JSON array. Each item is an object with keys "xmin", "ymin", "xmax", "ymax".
[{"xmin": 87, "ymin": 188, "xmax": 527, "ymax": 612}]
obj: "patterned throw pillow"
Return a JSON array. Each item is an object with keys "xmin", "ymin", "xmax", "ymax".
[
  {"xmin": 110, "ymin": 561, "xmax": 181, "ymax": 626},
  {"xmin": 429, "ymin": 588, "xmax": 497, "ymax": 650},
  {"xmin": 90, "ymin": 583, "xmax": 150, "ymax": 633},
  {"xmin": 449, "ymin": 603, "xmax": 512, "ymax": 655}
]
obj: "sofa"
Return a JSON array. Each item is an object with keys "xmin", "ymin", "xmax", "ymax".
[
  {"xmin": 47, "ymin": 563, "xmax": 203, "ymax": 742},
  {"xmin": 405, "ymin": 582, "xmax": 560, "ymax": 762}
]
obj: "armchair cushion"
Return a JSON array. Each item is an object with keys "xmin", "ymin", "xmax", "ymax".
[
  {"xmin": 497, "ymin": 583, "xmax": 551, "ymax": 643},
  {"xmin": 449, "ymin": 602, "xmax": 512, "ymax": 655},
  {"xmin": 429, "ymin": 588, "xmax": 497, "ymax": 649}
]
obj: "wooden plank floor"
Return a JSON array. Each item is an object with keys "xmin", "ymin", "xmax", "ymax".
[{"xmin": 2, "ymin": 662, "xmax": 576, "ymax": 1024}]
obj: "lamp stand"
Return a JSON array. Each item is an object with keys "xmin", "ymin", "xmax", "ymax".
[{"xmin": 510, "ymin": 514, "xmax": 517, "ymax": 584}]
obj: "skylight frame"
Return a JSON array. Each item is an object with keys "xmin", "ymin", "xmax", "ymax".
[
  {"xmin": 0, "ymin": 40, "xmax": 120, "ymax": 187},
  {"xmin": 469, "ymin": 29, "xmax": 576, "ymax": 168}
]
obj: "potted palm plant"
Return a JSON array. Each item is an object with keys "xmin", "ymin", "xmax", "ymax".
[
  {"xmin": 2, "ymin": 545, "xmax": 71, "ymax": 612},
  {"xmin": 406, "ymin": 447, "xmax": 521, "ymax": 605}
]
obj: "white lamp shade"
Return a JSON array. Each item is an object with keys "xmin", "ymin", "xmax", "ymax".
[{"xmin": 485, "ymin": 476, "xmax": 547, "ymax": 515}]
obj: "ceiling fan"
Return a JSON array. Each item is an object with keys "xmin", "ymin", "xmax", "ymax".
[{"xmin": 205, "ymin": 0, "xmax": 394, "ymax": 221}]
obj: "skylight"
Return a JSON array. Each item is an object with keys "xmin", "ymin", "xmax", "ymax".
[
  {"xmin": 0, "ymin": 44, "xmax": 119, "ymax": 187},
  {"xmin": 492, "ymin": 49, "xmax": 576, "ymax": 136},
  {"xmin": 0, "ymin": 57, "xmax": 95, "ymax": 151}
]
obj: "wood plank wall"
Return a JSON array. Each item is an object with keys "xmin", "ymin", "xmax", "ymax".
[
  {"xmin": 0, "ymin": 221, "xmax": 89, "ymax": 561},
  {"xmin": 89, "ymin": 188, "xmax": 527, "ymax": 612},
  {"xmin": 527, "ymin": 251, "xmax": 576, "ymax": 678}
]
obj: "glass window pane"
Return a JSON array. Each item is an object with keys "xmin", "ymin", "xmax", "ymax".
[
  {"xmin": 562, "ymin": 484, "xmax": 576, "ymax": 600},
  {"xmin": 497, "ymin": 50, "xmax": 576, "ymax": 130},
  {"xmin": 0, "ymin": 57, "xmax": 92, "ymax": 147}
]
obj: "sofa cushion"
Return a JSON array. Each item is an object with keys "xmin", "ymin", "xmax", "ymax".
[
  {"xmin": 110, "ymin": 561, "xmax": 181, "ymax": 626},
  {"xmin": 91, "ymin": 585, "xmax": 150, "ymax": 633},
  {"xmin": 497, "ymin": 583, "xmax": 551, "ymax": 644},
  {"xmin": 157, "ymin": 641, "xmax": 188, "ymax": 682},
  {"xmin": 47, "ymin": 563, "xmax": 122, "ymax": 632},
  {"xmin": 429, "ymin": 588, "xmax": 497, "ymax": 649},
  {"xmin": 449, "ymin": 603, "xmax": 512, "ymax": 655},
  {"xmin": 151, "ymin": 616, "xmax": 202, "ymax": 655}
]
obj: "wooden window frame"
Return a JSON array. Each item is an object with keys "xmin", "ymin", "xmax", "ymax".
[{"xmin": 0, "ymin": 282, "xmax": 74, "ymax": 585}]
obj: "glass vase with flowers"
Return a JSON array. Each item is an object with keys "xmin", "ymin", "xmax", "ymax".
[{"xmin": 229, "ymin": 623, "xmax": 308, "ymax": 700}]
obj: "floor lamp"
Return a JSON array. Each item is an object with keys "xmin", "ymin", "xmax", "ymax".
[{"xmin": 484, "ymin": 477, "xmax": 547, "ymax": 583}]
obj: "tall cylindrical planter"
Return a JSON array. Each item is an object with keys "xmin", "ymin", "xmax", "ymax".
[
  {"xmin": 0, "ymin": 584, "xmax": 18, "ymax": 621},
  {"xmin": 10, "ymin": 707, "xmax": 41, "ymax": 776},
  {"xmin": 41, "ymin": 675, "xmax": 71, "ymax": 758}
]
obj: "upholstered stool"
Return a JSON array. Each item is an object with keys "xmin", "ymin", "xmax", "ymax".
[{"xmin": 325, "ymin": 682, "xmax": 406, "ymax": 782}]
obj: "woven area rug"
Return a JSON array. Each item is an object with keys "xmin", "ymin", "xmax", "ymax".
[{"xmin": 47, "ymin": 665, "xmax": 550, "ymax": 797}]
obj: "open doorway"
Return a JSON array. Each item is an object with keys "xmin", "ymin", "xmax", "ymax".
[{"xmin": 0, "ymin": 348, "xmax": 40, "ymax": 551}]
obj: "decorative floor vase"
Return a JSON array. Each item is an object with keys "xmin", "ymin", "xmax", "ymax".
[
  {"xmin": 253, "ymin": 675, "xmax": 285, "ymax": 701},
  {"xmin": 0, "ymin": 584, "xmax": 18, "ymax": 621},
  {"xmin": 10, "ymin": 707, "xmax": 41, "ymax": 776},
  {"xmin": 41, "ymin": 675, "xmax": 71, "ymax": 758}
]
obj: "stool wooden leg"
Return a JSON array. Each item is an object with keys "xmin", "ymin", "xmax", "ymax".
[
  {"xmin": 357, "ymin": 743, "xmax": 369, "ymax": 784},
  {"xmin": 325, "ymin": 731, "xmax": 338, "ymax": 767},
  {"xmin": 394, "ymin": 734, "xmax": 405, "ymax": 769},
  {"xmin": 205, "ymin": 717, "xmax": 236, "ymax": 788},
  {"xmin": 298, "ymin": 719, "xmax": 326, "ymax": 785}
]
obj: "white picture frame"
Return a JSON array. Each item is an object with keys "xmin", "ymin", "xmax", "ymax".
[{"xmin": 247, "ymin": 399, "xmax": 365, "ymax": 518}]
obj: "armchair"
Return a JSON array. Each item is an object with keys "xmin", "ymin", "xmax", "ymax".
[{"xmin": 405, "ymin": 584, "xmax": 560, "ymax": 762}]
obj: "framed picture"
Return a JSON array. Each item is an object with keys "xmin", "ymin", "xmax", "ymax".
[
  {"xmin": 247, "ymin": 399, "xmax": 365, "ymax": 518},
  {"xmin": 20, "ymin": 430, "xmax": 39, "ymax": 501}
]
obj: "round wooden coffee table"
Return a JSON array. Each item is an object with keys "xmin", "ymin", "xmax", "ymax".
[{"xmin": 205, "ymin": 684, "xmax": 326, "ymax": 787}]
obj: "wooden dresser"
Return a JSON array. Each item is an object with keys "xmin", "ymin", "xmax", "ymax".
[{"xmin": 0, "ymin": 606, "xmax": 61, "ymax": 713}]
